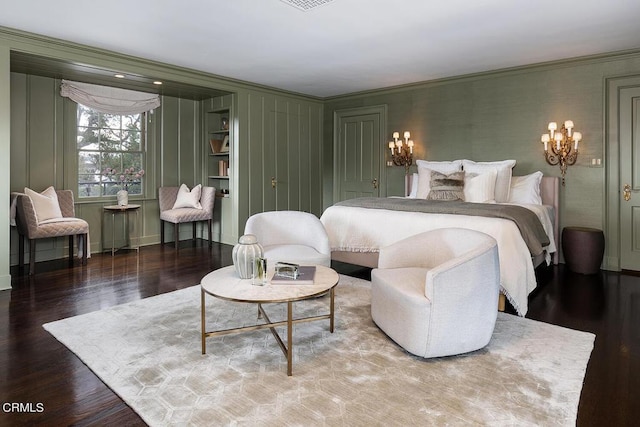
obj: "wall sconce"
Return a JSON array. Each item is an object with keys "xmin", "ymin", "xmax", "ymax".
[
  {"xmin": 388, "ymin": 131, "xmax": 414, "ymax": 174},
  {"xmin": 541, "ymin": 120, "xmax": 582, "ymax": 186}
]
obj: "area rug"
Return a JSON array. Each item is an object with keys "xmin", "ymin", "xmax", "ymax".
[{"xmin": 44, "ymin": 275, "xmax": 594, "ymax": 426}]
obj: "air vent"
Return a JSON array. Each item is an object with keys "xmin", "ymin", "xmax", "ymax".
[{"xmin": 279, "ymin": 0, "xmax": 336, "ymax": 12}]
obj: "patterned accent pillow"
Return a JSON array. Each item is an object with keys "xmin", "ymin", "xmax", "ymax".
[{"xmin": 427, "ymin": 171, "xmax": 465, "ymax": 201}]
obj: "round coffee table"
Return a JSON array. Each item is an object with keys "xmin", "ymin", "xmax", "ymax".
[{"xmin": 200, "ymin": 265, "xmax": 339, "ymax": 376}]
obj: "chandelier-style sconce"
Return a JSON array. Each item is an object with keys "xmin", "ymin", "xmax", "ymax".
[
  {"xmin": 540, "ymin": 120, "xmax": 582, "ymax": 186},
  {"xmin": 388, "ymin": 131, "xmax": 414, "ymax": 174}
]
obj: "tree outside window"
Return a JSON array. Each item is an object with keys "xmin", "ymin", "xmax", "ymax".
[{"xmin": 77, "ymin": 105, "xmax": 145, "ymax": 198}]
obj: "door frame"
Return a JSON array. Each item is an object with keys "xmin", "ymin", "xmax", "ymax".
[
  {"xmin": 605, "ymin": 74, "xmax": 640, "ymax": 271},
  {"xmin": 332, "ymin": 105, "xmax": 388, "ymax": 203}
]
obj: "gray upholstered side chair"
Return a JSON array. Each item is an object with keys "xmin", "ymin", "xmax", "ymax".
[
  {"xmin": 159, "ymin": 186, "xmax": 215, "ymax": 249},
  {"xmin": 244, "ymin": 210, "xmax": 331, "ymax": 267},
  {"xmin": 12, "ymin": 190, "xmax": 89, "ymax": 275},
  {"xmin": 371, "ymin": 228, "xmax": 500, "ymax": 358}
]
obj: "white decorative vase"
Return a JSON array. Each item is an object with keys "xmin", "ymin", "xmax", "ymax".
[
  {"xmin": 232, "ymin": 234, "xmax": 264, "ymax": 279},
  {"xmin": 116, "ymin": 189, "xmax": 129, "ymax": 206}
]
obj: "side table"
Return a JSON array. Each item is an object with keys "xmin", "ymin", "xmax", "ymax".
[
  {"xmin": 562, "ymin": 226, "xmax": 605, "ymax": 274},
  {"xmin": 102, "ymin": 204, "xmax": 141, "ymax": 255}
]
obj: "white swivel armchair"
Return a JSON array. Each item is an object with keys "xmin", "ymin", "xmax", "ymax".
[
  {"xmin": 244, "ymin": 211, "xmax": 331, "ymax": 267},
  {"xmin": 371, "ymin": 228, "xmax": 500, "ymax": 358}
]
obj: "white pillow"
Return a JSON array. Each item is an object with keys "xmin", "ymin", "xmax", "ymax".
[
  {"xmin": 462, "ymin": 159, "xmax": 516, "ymax": 203},
  {"xmin": 464, "ymin": 169, "xmax": 497, "ymax": 203},
  {"xmin": 508, "ymin": 171, "xmax": 543, "ymax": 205},
  {"xmin": 415, "ymin": 160, "xmax": 463, "ymax": 199},
  {"xmin": 24, "ymin": 186, "xmax": 63, "ymax": 224},
  {"xmin": 172, "ymin": 184, "xmax": 203, "ymax": 209},
  {"xmin": 408, "ymin": 173, "xmax": 419, "ymax": 198}
]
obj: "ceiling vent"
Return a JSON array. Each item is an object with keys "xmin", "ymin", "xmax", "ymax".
[{"xmin": 279, "ymin": 0, "xmax": 336, "ymax": 12}]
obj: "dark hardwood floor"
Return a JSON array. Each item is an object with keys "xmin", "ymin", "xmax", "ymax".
[{"xmin": 0, "ymin": 241, "xmax": 637, "ymax": 426}]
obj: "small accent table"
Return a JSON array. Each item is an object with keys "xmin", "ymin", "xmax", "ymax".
[
  {"xmin": 102, "ymin": 204, "xmax": 141, "ymax": 255},
  {"xmin": 562, "ymin": 226, "xmax": 605, "ymax": 274},
  {"xmin": 200, "ymin": 265, "xmax": 339, "ymax": 376}
]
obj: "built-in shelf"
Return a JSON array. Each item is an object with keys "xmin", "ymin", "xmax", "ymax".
[
  {"xmin": 208, "ymin": 175, "xmax": 229, "ymax": 180},
  {"xmin": 209, "ymin": 152, "xmax": 229, "ymax": 157}
]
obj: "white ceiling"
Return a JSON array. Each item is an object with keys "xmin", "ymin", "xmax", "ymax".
[{"xmin": 2, "ymin": 0, "xmax": 640, "ymax": 98}]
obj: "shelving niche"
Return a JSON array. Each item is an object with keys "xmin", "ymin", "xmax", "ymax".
[{"xmin": 204, "ymin": 95, "xmax": 234, "ymax": 244}]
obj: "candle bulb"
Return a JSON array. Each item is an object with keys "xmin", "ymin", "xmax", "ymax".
[
  {"xmin": 408, "ymin": 140, "xmax": 414, "ymax": 153},
  {"xmin": 544, "ymin": 140, "xmax": 548, "ymax": 152}
]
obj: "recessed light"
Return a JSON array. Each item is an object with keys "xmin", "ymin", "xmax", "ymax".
[
  {"xmin": 114, "ymin": 74, "xmax": 125, "ymax": 79},
  {"xmin": 153, "ymin": 81, "xmax": 163, "ymax": 85}
]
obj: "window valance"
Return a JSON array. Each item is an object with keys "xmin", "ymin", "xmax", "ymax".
[{"xmin": 60, "ymin": 79, "xmax": 161, "ymax": 114}]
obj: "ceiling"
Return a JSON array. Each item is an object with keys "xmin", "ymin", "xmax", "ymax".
[{"xmin": 2, "ymin": 0, "xmax": 640, "ymax": 98}]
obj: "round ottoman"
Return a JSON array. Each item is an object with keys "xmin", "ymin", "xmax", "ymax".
[{"xmin": 562, "ymin": 227, "xmax": 605, "ymax": 275}]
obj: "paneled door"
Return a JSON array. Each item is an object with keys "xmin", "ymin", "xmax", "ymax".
[
  {"xmin": 334, "ymin": 106, "xmax": 386, "ymax": 202},
  {"xmin": 620, "ymin": 86, "xmax": 640, "ymax": 269}
]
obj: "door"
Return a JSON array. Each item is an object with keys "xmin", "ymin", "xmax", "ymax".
[
  {"xmin": 619, "ymin": 86, "xmax": 640, "ymax": 269},
  {"xmin": 334, "ymin": 106, "xmax": 386, "ymax": 202}
]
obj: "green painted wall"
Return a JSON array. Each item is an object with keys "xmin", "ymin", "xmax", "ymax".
[
  {"xmin": 323, "ymin": 52, "xmax": 640, "ymax": 268},
  {"xmin": 9, "ymin": 73, "xmax": 204, "ymax": 261},
  {"xmin": 0, "ymin": 46, "xmax": 10, "ymax": 290},
  {"xmin": 1, "ymin": 27, "xmax": 324, "ymax": 275}
]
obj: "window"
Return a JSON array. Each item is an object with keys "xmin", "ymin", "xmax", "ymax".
[{"xmin": 76, "ymin": 105, "xmax": 146, "ymax": 198}]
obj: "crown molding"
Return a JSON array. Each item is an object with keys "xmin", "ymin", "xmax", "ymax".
[{"xmin": 324, "ymin": 48, "xmax": 640, "ymax": 102}]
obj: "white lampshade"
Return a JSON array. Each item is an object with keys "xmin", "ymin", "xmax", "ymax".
[
  {"xmin": 392, "ymin": 132, "xmax": 400, "ymax": 139},
  {"xmin": 564, "ymin": 120, "xmax": 574, "ymax": 129},
  {"xmin": 403, "ymin": 131, "xmax": 411, "ymax": 139},
  {"xmin": 548, "ymin": 122, "xmax": 557, "ymax": 131}
]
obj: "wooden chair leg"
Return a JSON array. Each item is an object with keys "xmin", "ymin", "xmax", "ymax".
[
  {"xmin": 29, "ymin": 239, "xmax": 36, "ymax": 276},
  {"xmin": 208, "ymin": 219, "xmax": 212, "ymax": 248},
  {"xmin": 19, "ymin": 235, "xmax": 25, "ymax": 267},
  {"xmin": 160, "ymin": 220, "xmax": 165, "ymax": 245},
  {"xmin": 174, "ymin": 223, "xmax": 179, "ymax": 250},
  {"xmin": 82, "ymin": 234, "xmax": 88, "ymax": 265},
  {"xmin": 192, "ymin": 222, "xmax": 197, "ymax": 243},
  {"xmin": 69, "ymin": 235, "xmax": 75, "ymax": 264}
]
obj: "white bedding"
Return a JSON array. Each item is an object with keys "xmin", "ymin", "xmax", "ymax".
[{"xmin": 320, "ymin": 202, "xmax": 556, "ymax": 316}]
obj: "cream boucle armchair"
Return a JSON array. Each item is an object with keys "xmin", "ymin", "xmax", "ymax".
[
  {"xmin": 371, "ymin": 228, "xmax": 500, "ymax": 358},
  {"xmin": 244, "ymin": 210, "xmax": 331, "ymax": 267}
]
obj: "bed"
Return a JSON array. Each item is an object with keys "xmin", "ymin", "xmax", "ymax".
[{"xmin": 320, "ymin": 164, "xmax": 559, "ymax": 317}]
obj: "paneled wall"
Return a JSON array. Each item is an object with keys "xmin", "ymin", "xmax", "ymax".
[
  {"xmin": 236, "ymin": 91, "xmax": 323, "ymax": 232},
  {"xmin": 9, "ymin": 73, "xmax": 203, "ymax": 264},
  {"xmin": 323, "ymin": 53, "xmax": 640, "ymax": 267}
]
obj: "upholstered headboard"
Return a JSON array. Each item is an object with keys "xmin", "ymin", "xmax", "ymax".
[{"xmin": 540, "ymin": 176, "xmax": 560, "ymax": 264}]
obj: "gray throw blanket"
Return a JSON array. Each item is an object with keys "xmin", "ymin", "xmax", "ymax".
[{"xmin": 335, "ymin": 198, "xmax": 550, "ymax": 257}]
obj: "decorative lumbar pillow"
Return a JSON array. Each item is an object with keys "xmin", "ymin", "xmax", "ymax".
[
  {"xmin": 464, "ymin": 169, "xmax": 497, "ymax": 203},
  {"xmin": 415, "ymin": 160, "xmax": 463, "ymax": 199},
  {"xmin": 427, "ymin": 171, "xmax": 465, "ymax": 201},
  {"xmin": 462, "ymin": 159, "xmax": 516, "ymax": 203},
  {"xmin": 172, "ymin": 184, "xmax": 203, "ymax": 209},
  {"xmin": 508, "ymin": 171, "xmax": 543, "ymax": 205},
  {"xmin": 24, "ymin": 186, "xmax": 63, "ymax": 223}
]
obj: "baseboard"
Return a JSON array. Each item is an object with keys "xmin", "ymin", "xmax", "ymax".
[{"xmin": 0, "ymin": 273, "xmax": 11, "ymax": 291}]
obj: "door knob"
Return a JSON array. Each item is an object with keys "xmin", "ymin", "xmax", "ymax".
[
  {"xmin": 271, "ymin": 177, "xmax": 277, "ymax": 189},
  {"xmin": 624, "ymin": 184, "xmax": 631, "ymax": 201},
  {"xmin": 372, "ymin": 178, "xmax": 378, "ymax": 189}
]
